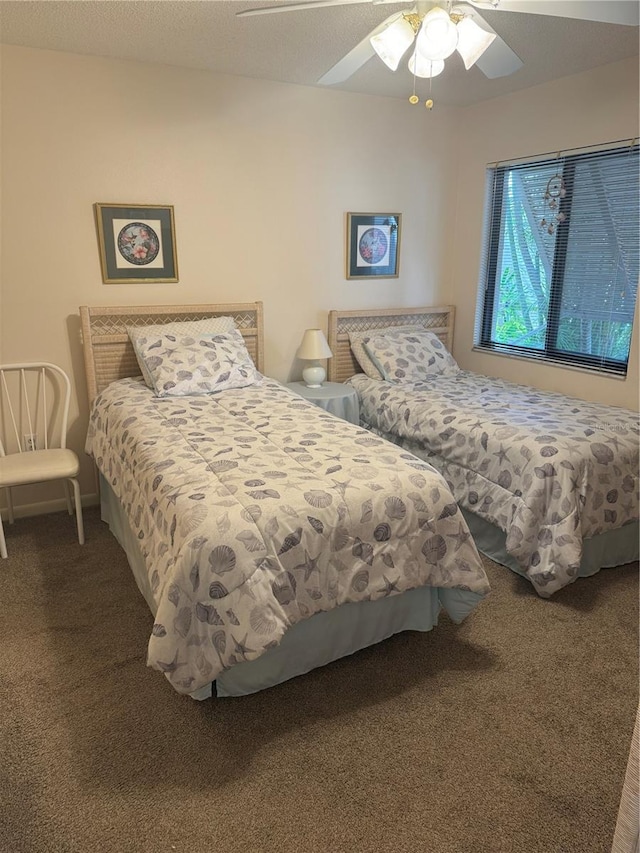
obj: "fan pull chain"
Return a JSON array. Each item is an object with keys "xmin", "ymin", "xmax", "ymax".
[
  {"xmin": 409, "ymin": 53, "xmax": 419, "ymax": 105},
  {"xmin": 408, "ymin": 50, "xmax": 434, "ymax": 110},
  {"xmin": 426, "ymin": 74, "xmax": 434, "ymax": 110}
]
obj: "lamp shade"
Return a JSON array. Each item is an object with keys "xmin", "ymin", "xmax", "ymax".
[
  {"xmin": 296, "ymin": 329, "xmax": 333, "ymax": 361},
  {"xmin": 408, "ymin": 53, "xmax": 445, "ymax": 79},
  {"xmin": 455, "ymin": 16, "xmax": 496, "ymax": 69},
  {"xmin": 370, "ymin": 16, "xmax": 416, "ymax": 71},
  {"xmin": 416, "ymin": 6, "xmax": 458, "ymax": 61}
]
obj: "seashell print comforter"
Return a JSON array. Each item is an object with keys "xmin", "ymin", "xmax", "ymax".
[
  {"xmin": 350, "ymin": 371, "xmax": 639, "ymax": 597},
  {"xmin": 86, "ymin": 377, "xmax": 490, "ymax": 694}
]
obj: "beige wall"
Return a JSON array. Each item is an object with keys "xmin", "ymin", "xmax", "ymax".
[
  {"xmin": 1, "ymin": 45, "xmax": 638, "ymax": 516},
  {"xmin": 0, "ymin": 45, "xmax": 457, "ymax": 508},
  {"xmin": 449, "ymin": 56, "xmax": 639, "ymax": 409}
]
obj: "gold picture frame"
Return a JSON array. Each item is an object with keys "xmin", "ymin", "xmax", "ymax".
[
  {"xmin": 346, "ymin": 212, "xmax": 401, "ymax": 280},
  {"xmin": 94, "ymin": 203, "xmax": 179, "ymax": 284}
]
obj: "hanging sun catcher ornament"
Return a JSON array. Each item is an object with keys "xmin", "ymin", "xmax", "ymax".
[{"xmin": 540, "ymin": 172, "xmax": 567, "ymax": 235}]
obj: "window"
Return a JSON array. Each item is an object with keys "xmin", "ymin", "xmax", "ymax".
[{"xmin": 476, "ymin": 141, "xmax": 639, "ymax": 376}]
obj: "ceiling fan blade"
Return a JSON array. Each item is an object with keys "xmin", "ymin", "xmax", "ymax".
[
  {"xmin": 454, "ymin": 4, "xmax": 523, "ymax": 77},
  {"xmin": 236, "ymin": 0, "xmax": 371, "ymax": 17},
  {"xmin": 467, "ymin": 1, "xmax": 639, "ymax": 26},
  {"xmin": 474, "ymin": 30, "xmax": 523, "ymax": 77},
  {"xmin": 318, "ymin": 9, "xmax": 405, "ymax": 84}
]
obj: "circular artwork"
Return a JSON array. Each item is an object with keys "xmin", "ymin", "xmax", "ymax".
[
  {"xmin": 358, "ymin": 227, "xmax": 388, "ymax": 265},
  {"xmin": 117, "ymin": 222, "xmax": 160, "ymax": 266}
]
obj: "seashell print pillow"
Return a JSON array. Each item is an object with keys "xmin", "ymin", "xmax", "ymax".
[
  {"xmin": 134, "ymin": 327, "xmax": 263, "ymax": 397},
  {"xmin": 363, "ymin": 329, "xmax": 460, "ymax": 384},
  {"xmin": 128, "ymin": 316, "xmax": 237, "ymax": 388},
  {"xmin": 349, "ymin": 325, "xmax": 424, "ymax": 380}
]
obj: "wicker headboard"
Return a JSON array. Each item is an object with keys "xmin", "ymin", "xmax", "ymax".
[
  {"xmin": 79, "ymin": 302, "xmax": 264, "ymax": 403},
  {"xmin": 327, "ymin": 306, "xmax": 455, "ymax": 383}
]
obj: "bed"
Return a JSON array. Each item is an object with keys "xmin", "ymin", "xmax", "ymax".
[
  {"xmin": 80, "ymin": 302, "xmax": 490, "ymax": 699},
  {"xmin": 327, "ymin": 306, "xmax": 639, "ymax": 598}
]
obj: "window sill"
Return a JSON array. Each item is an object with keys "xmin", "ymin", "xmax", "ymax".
[{"xmin": 471, "ymin": 346, "xmax": 628, "ymax": 380}]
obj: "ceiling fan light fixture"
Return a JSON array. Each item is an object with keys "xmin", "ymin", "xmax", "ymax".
[
  {"xmin": 415, "ymin": 6, "xmax": 459, "ymax": 62},
  {"xmin": 455, "ymin": 16, "xmax": 497, "ymax": 69},
  {"xmin": 370, "ymin": 16, "xmax": 416, "ymax": 71},
  {"xmin": 407, "ymin": 53, "xmax": 445, "ymax": 79}
]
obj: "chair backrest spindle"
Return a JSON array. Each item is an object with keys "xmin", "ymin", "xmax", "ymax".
[
  {"xmin": 0, "ymin": 363, "xmax": 72, "ymax": 456},
  {"xmin": 21, "ymin": 369, "xmax": 35, "ymax": 452},
  {"xmin": 1, "ymin": 369, "xmax": 23, "ymax": 455},
  {"xmin": 40, "ymin": 367, "xmax": 50, "ymax": 450}
]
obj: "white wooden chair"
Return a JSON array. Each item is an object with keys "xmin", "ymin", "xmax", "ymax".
[{"xmin": 0, "ymin": 363, "xmax": 84, "ymax": 558}]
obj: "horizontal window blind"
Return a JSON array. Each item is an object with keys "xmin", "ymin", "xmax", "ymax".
[{"xmin": 476, "ymin": 140, "xmax": 639, "ymax": 375}]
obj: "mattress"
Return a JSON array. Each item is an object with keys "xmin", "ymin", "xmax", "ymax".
[
  {"xmin": 351, "ymin": 370, "xmax": 639, "ymax": 596},
  {"xmin": 86, "ymin": 377, "xmax": 490, "ymax": 695}
]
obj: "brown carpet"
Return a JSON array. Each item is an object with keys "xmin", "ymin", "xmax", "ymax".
[{"xmin": 0, "ymin": 507, "xmax": 637, "ymax": 853}]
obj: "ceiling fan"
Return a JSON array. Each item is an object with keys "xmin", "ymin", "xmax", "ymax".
[{"xmin": 237, "ymin": 1, "xmax": 639, "ymax": 107}]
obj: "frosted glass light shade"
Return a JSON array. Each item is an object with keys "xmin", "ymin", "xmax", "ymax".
[
  {"xmin": 416, "ymin": 7, "xmax": 458, "ymax": 61},
  {"xmin": 456, "ymin": 16, "xmax": 496, "ymax": 69},
  {"xmin": 296, "ymin": 328, "xmax": 332, "ymax": 361},
  {"xmin": 408, "ymin": 53, "xmax": 445, "ymax": 79},
  {"xmin": 370, "ymin": 17, "xmax": 416, "ymax": 71}
]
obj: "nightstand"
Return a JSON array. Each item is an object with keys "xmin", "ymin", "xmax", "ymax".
[{"xmin": 286, "ymin": 381, "xmax": 360, "ymax": 425}]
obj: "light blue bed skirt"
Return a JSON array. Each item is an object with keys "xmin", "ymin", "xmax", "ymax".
[
  {"xmin": 460, "ymin": 509, "xmax": 639, "ymax": 580},
  {"xmin": 99, "ymin": 476, "xmax": 476, "ymax": 699}
]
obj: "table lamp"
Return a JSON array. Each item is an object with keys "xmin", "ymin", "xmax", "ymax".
[{"xmin": 296, "ymin": 328, "xmax": 333, "ymax": 388}]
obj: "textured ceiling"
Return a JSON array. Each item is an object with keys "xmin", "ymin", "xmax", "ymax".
[{"xmin": 0, "ymin": 0, "xmax": 638, "ymax": 107}]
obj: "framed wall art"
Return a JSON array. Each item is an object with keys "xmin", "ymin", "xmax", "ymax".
[
  {"xmin": 94, "ymin": 203, "xmax": 179, "ymax": 284},
  {"xmin": 346, "ymin": 212, "xmax": 401, "ymax": 280}
]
